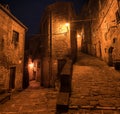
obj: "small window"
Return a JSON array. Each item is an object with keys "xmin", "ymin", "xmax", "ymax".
[
  {"xmin": 37, "ymin": 61, "xmax": 41, "ymax": 68},
  {"xmin": 113, "ymin": 38, "xmax": 117, "ymax": 43},
  {"xmin": 116, "ymin": 10, "xmax": 120, "ymax": 23},
  {"xmin": 12, "ymin": 30, "xmax": 19, "ymax": 48},
  {"xmin": 0, "ymin": 38, "xmax": 4, "ymax": 51},
  {"xmin": 108, "ymin": 47, "xmax": 114, "ymax": 53}
]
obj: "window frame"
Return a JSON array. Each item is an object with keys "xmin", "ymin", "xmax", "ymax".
[
  {"xmin": 12, "ymin": 30, "xmax": 19, "ymax": 48},
  {"xmin": 0, "ymin": 38, "xmax": 4, "ymax": 51}
]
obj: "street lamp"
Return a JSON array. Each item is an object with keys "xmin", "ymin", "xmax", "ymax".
[
  {"xmin": 65, "ymin": 23, "xmax": 70, "ymax": 27},
  {"xmin": 77, "ymin": 34, "xmax": 81, "ymax": 38},
  {"xmin": 64, "ymin": 22, "xmax": 70, "ymax": 34},
  {"xmin": 28, "ymin": 62, "xmax": 34, "ymax": 69}
]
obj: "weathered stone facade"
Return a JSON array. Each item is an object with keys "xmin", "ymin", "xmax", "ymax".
[
  {"xmin": 0, "ymin": 4, "xmax": 27, "ymax": 90},
  {"xmin": 79, "ymin": 0, "xmax": 120, "ymax": 65},
  {"xmin": 40, "ymin": 2, "xmax": 77, "ymax": 87}
]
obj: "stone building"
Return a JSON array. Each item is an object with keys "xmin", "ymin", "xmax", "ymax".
[
  {"xmin": 0, "ymin": 4, "xmax": 27, "ymax": 91},
  {"xmin": 79, "ymin": 0, "xmax": 120, "ymax": 66},
  {"xmin": 39, "ymin": 1, "xmax": 77, "ymax": 87}
]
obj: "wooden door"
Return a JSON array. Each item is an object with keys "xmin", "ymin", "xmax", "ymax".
[{"xmin": 9, "ymin": 67, "xmax": 16, "ymax": 89}]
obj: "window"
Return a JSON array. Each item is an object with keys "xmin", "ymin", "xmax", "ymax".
[
  {"xmin": 108, "ymin": 47, "xmax": 114, "ymax": 53},
  {"xmin": 37, "ymin": 61, "xmax": 41, "ymax": 68},
  {"xmin": 0, "ymin": 38, "xmax": 4, "ymax": 51},
  {"xmin": 113, "ymin": 38, "xmax": 117, "ymax": 43},
  {"xmin": 116, "ymin": 10, "xmax": 120, "ymax": 23},
  {"xmin": 12, "ymin": 30, "xmax": 19, "ymax": 48}
]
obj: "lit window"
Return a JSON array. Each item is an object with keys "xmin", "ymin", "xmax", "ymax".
[{"xmin": 12, "ymin": 30, "xmax": 19, "ymax": 48}]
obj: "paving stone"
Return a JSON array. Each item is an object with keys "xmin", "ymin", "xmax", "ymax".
[
  {"xmin": 1, "ymin": 53, "xmax": 120, "ymax": 114},
  {"xmin": 69, "ymin": 52, "xmax": 120, "ymax": 113},
  {"xmin": 0, "ymin": 86, "xmax": 57, "ymax": 113},
  {"xmin": 90, "ymin": 101, "xmax": 99, "ymax": 106}
]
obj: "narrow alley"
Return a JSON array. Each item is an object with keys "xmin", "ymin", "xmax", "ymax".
[
  {"xmin": 0, "ymin": 53, "xmax": 120, "ymax": 114},
  {"xmin": 1, "ymin": 0, "xmax": 120, "ymax": 114}
]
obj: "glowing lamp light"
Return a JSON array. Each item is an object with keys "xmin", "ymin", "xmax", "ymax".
[
  {"xmin": 19, "ymin": 60, "xmax": 22, "ymax": 64},
  {"xmin": 18, "ymin": 57, "xmax": 22, "ymax": 64},
  {"xmin": 65, "ymin": 23, "xmax": 70, "ymax": 27},
  {"xmin": 77, "ymin": 34, "xmax": 81, "ymax": 38},
  {"xmin": 65, "ymin": 22, "xmax": 70, "ymax": 33},
  {"xmin": 29, "ymin": 63, "xmax": 34, "ymax": 69}
]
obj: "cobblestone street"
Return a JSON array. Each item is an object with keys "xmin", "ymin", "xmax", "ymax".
[
  {"xmin": 0, "ymin": 53, "xmax": 120, "ymax": 114},
  {"xmin": 68, "ymin": 52, "xmax": 120, "ymax": 114},
  {"xmin": 0, "ymin": 81, "xmax": 57, "ymax": 114}
]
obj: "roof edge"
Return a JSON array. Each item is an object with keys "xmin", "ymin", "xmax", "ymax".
[{"xmin": 0, "ymin": 4, "xmax": 28, "ymax": 31}]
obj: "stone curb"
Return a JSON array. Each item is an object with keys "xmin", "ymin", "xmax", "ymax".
[{"xmin": 69, "ymin": 105, "xmax": 120, "ymax": 110}]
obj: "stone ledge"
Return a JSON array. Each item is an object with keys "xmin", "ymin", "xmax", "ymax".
[
  {"xmin": 69, "ymin": 105, "xmax": 120, "ymax": 110},
  {"xmin": 56, "ymin": 92, "xmax": 69, "ymax": 106},
  {"xmin": 56, "ymin": 92, "xmax": 69, "ymax": 113},
  {"xmin": 60, "ymin": 58, "xmax": 73, "ymax": 93}
]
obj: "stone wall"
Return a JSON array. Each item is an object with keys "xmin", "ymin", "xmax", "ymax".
[
  {"xmin": 51, "ymin": 3, "xmax": 70, "ymax": 60},
  {"xmin": 40, "ymin": 2, "xmax": 77, "ymax": 87},
  {"xmin": 99, "ymin": 0, "xmax": 118, "ymax": 63},
  {"xmin": 79, "ymin": 0, "xmax": 120, "ymax": 64},
  {"xmin": 0, "ymin": 4, "xmax": 26, "ymax": 90}
]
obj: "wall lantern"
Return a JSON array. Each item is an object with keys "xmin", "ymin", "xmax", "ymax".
[
  {"xmin": 65, "ymin": 23, "xmax": 70, "ymax": 27},
  {"xmin": 65, "ymin": 22, "xmax": 70, "ymax": 32},
  {"xmin": 18, "ymin": 57, "xmax": 22, "ymax": 64},
  {"xmin": 77, "ymin": 34, "xmax": 81, "ymax": 38},
  {"xmin": 18, "ymin": 60, "xmax": 22, "ymax": 64},
  {"xmin": 28, "ymin": 62, "xmax": 34, "ymax": 69}
]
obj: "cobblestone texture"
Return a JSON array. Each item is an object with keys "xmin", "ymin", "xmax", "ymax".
[
  {"xmin": 0, "ymin": 81, "xmax": 57, "ymax": 114},
  {"xmin": 68, "ymin": 52, "xmax": 120, "ymax": 113},
  {"xmin": 1, "ymin": 53, "xmax": 120, "ymax": 114}
]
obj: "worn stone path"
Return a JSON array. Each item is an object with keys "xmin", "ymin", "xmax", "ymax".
[
  {"xmin": 68, "ymin": 52, "xmax": 120, "ymax": 114},
  {"xmin": 0, "ymin": 81, "xmax": 57, "ymax": 114},
  {"xmin": 1, "ymin": 53, "xmax": 120, "ymax": 114}
]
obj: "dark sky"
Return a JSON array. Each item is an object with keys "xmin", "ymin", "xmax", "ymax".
[{"xmin": 0, "ymin": 0, "xmax": 86, "ymax": 35}]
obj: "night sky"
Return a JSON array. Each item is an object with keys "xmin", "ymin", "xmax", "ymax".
[{"xmin": 0, "ymin": 0, "xmax": 86, "ymax": 35}]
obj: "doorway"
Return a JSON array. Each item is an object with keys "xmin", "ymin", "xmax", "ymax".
[
  {"xmin": 9, "ymin": 67, "xmax": 16, "ymax": 90},
  {"xmin": 108, "ymin": 46, "xmax": 114, "ymax": 66}
]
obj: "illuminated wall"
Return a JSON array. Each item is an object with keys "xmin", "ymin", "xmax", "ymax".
[
  {"xmin": 79, "ymin": 0, "xmax": 120, "ymax": 65},
  {"xmin": 0, "ymin": 4, "xmax": 27, "ymax": 90},
  {"xmin": 48, "ymin": 2, "xmax": 77, "ymax": 61},
  {"xmin": 98, "ymin": 0, "xmax": 118, "ymax": 64},
  {"xmin": 40, "ymin": 2, "xmax": 77, "ymax": 87}
]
